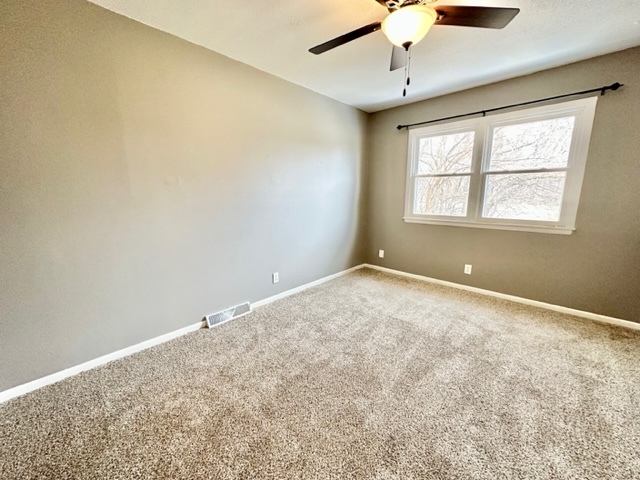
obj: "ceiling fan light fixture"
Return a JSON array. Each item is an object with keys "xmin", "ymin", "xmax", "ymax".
[{"xmin": 381, "ymin": 5, "xmax": 437, "ymax": 48}]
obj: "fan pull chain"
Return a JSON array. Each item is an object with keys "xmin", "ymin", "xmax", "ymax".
[
  {"xmin": 403, "ymin": 48, "xmax": 408, "ymax": 97},
  {"xmin": 407, "ymin": 46, "xmax": 412, "ymax": 86},
  {"xmin": 402, "ymin": 46, "xmax": 412, "ymax": 97}
]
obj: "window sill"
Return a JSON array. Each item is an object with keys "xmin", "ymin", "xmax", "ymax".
[{"xmin": 402, "ymin": 217, "xmax": 575, "ymax": 235}]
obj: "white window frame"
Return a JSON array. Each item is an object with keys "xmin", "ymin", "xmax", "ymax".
[{"xmin": 403, "ymin": 96, "xmax": 598, "ymax": 235}]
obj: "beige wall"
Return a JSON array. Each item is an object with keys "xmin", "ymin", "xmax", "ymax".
[
  {"xmin": 366, "ymin": 47, "xmax": 640, "ymax": 322},
  {"xmin": 0, "ymin": 0, "xmax": 367, "ymax": 390}
]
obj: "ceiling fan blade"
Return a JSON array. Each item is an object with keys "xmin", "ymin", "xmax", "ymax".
[
  {"xmin": 435, "ymin": 6, "xmax": 520, "ymax": 29},
  {"xmin": 390, "ymin": 45, "xmax": 406, "ymax": 71},
  {"xmin": 309, "ymin": 21, "xmax": 382, "ymax": 55}
]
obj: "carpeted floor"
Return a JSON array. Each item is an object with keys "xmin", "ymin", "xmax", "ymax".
[{"xmin": 1, "ymin": 268, "xmax": 639, "ymax": 479}]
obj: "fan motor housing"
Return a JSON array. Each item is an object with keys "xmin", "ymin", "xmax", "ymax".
[{"xmin": 384, "ymin": 0, "xmax": 437, "ymax": 10}]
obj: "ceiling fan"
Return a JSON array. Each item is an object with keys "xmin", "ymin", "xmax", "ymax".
[{"xmin": 309, "ymin": 0, "xmax": 520, "ymax": 73}]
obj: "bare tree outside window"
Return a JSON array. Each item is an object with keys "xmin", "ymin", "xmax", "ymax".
[
  {"xmin": 414, "ymin": 131, "xmax": 474, "ymax": 216},
  {"xmin": 482, "ymin": 117, "xmax": 574, "ymax": 221},
  {"xmin": 484, "ymin": 172, "xmax": 566, "ymax": 221},
  {"xmin": 489, "ymin": 117, "xmax": 574, "ymax": 171}
]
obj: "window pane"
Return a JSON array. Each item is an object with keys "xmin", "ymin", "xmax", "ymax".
[
  {"xmin": 482, "ymin": 172, "xmax": 567, "ymax": 221},
  {"xmin": 414, "ymin": 176, "xmax": 470, "ymax": 217},
  {"xmin": 417, "ymin": 131, "xmax": 475, "ymax": 175},
  {"xmin": 488, "ymin": 117, "xmax": 575, "ymax": 171}
]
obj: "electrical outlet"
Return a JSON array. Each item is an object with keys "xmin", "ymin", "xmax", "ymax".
[
  {"xmin": 464, "ymin": 264, "xmax": 472, "ymax": 275},
  {"xmin": 272, "ymin": 272, "xmax": 279, "ymax": 284},
  {"xmin": 379, "ymin": 249, "xmax": 385, "ymax": 258}
]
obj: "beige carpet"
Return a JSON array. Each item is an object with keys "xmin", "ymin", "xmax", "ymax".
[{"xmin": 1, "ymin": 268, "xmax": 639, "ymax": 479}]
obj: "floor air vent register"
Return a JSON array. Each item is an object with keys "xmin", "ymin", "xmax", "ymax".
[{"xmin": 205, "ymin": 302, "xmax": 251, "ymax": 328}]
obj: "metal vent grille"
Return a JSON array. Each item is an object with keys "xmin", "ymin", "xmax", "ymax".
[{"xmin": 205, "ymin": 302, "xmax": 251, "ymax": 328}]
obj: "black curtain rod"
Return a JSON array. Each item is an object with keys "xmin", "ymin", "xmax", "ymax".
[{"xmin": 396, "ymin": 82, "xmax": 624, "ymax": 130}]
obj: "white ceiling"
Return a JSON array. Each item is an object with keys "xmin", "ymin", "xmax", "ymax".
[{"xmin": 90, "ymin": 0, "xmax": 640, "ymax": 112}]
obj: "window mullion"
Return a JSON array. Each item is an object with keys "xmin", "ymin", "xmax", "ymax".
[{"xmin": 466, "ymin": 122, "xmax": 487, "ymax": 221}]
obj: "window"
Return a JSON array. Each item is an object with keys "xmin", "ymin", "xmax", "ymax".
[{"xmin": 404, "ymin": 97, "xmax": 597, "ymax": 234}]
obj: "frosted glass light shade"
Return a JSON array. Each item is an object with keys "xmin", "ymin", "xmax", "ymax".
[{"xmin": 381, "ymin": 5, "xmax": 437, "ymax": 48}]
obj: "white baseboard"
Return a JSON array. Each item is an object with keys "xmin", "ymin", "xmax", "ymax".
[
  {"xmin": 364, "ymin": 264, "xmax": 640, "ymax": 331},
  {"xmin": 252, "ymin": 264, "xmax": 365, "ymax": 309},
  {"xmin": 3, "ymin": 262, "xmax": 635, "ymax": 404},
  {"xmin": 0, "ymin": 264, "xmax": 365, "ymax": 404},
  {"xmin": 0, "ymin": 321, "xmax": 206, "ymax": 405}
]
